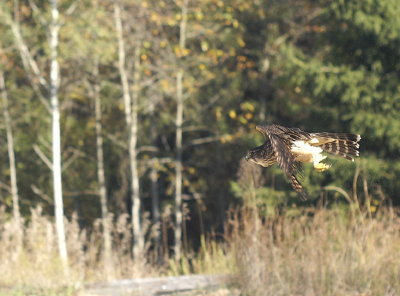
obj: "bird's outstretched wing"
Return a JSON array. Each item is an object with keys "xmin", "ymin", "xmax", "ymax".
[
  {"xmin": 250, "ymin": 124, "xmax": 360, "ymax": 200},
  {"xmin": 288, "ymin": 174, "xmax": 307, "ymax": 201},
  {"xmin": 265, "ymin": 126, "xmax": 308, "ymax": 200},
  {"xmin": 268, "ymin": 132, "xmax": 306, "ymax": 199},
  {"xmin": 269, "ymin": 134, "xmax": 296, "ymax": 175}
]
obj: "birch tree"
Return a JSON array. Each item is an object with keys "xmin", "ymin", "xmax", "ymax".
[
  {"xmin": 1, "ymin": 0, "xmax": 68, "ymax": 269},
  {"xmin": 114, "ymin": 3, "xmax": 144, "ymax": 259},
  {"xmin": 49, "ymin": 0, "xmax": 68, "ymax": 269},
  {"xmin": 174, "ymin": 0, "xmax": 189, "ymax": 260},
  {"xmin": 0, "ymin": 70, "xmax": 22, "ymax": 249},
  {"xmin": 91, "ymin": 62, "xmax": 114, "ymax": 278}
]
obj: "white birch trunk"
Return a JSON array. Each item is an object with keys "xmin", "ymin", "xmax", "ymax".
[
  {"xmin": 93, "ymin": 63, "xmax": 114, "ymax": 279},
  {"xmin": 0, "ymin": 71, "xmax": 22, "ymax": 249},
  {"xmin": 130, "ymin": 46, "xmax": 144, "ymax": 258},
  {"xmin": 49, "ymin": 0, "xmax": 68, "ymax": 269},
  {"xmin": 114, "ymin": 4, "xmax": 143, "ymax": 259},
  {"xmin": 174, "ymin": 0, "xmax": 189, "ymax": 260}
]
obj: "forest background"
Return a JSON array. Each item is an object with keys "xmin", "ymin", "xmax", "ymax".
[{"xmin": 0, "ymin": 0, "xmax": 399, "ymax": 294}]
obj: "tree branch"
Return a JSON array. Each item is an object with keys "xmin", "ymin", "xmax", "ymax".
[
  {"xmin": 62, "ymin": 149, "xmax": 82, "ymax": 172},
  {"xmin": 0, "ymin": 6, "xmax": 51, "ymax": 112},
  {"xmin": 31, "ymin": 184, "xmax": 53, "ymax": 204},
  {"xmin": 28, "ymin": 0, "xmax": 47, "ymax": 26},
  {"xmin": 184, "ymin": 136, "xmax": 220, "ymax": 149},
  {"xmin": 33, "ymin": 144, "xmax": 53, "ymax": 170}
]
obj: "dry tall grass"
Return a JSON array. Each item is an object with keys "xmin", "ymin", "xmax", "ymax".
[
  {"xmin": 1, "ymin": 204, "xmax": 400, "ymax": 295},
  {"xmin": 0, "ymin": 206, "xmax": 158, "ymax": 293},
  {"xmin": 229, "ymin": 207, "xmax": 400, "ymax": 296}
]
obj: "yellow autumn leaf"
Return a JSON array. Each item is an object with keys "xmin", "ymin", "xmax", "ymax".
[
  {"xmin": 240, "ymin": 102, "xmax": 255, "ymax": 112},
  {"xmin": 220, "ymin": 134, "xmax": 233, "ymax": 143},
  {"xmin": 201, "ymin": 41, "xmax": 209, "ymax": 52},
  {"xmin": 167, "ymin": 18, "xmax": 176, "ymax": 26},
  {"xmin": 196, "ymin": 12, "xmax": 204, "ymax": 21},
  {"xmin": 174, "ymin": 47, "xmax": 191, "ymax": 57},
  {"xmin": 150, "ymin": 12, "xmax": 159, "ymax": 22},
  {"xmin": 160, "ymin": 41, "xmax": 167, "ymax": 48},
  {"xmin": 160, "ymin": 79, "xmax": 170, "ymax": 89},
  {"xmin": 244, "ymin": 112, "xmax": 253, "ymax": 120},
  {"xmin": 239, "ymin": 116, "xmax": 247, "ymax": 124}
]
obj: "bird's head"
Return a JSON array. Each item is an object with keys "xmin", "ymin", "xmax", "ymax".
[
  {"xmin": 245, "ymin": 148, "xmax": 257, "ymax": 162},
  {"xmin": 255, "ymin": 124, "xmax": 268, "ymax": 133}
]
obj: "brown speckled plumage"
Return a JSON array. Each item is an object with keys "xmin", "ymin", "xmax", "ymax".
[{"xmin": 245, "ymin": 124, "xmax": 361, "ymax": 200}]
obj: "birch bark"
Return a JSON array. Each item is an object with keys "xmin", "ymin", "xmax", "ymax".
[
  {"xmin": 174, "ymin": 0, "xmax": 189, "ymax": 260},
  {"xmin": 0, "ymin": 71, "xmax": 22, "ymax": 249},
  {"xmin": 92, "ymin": 63, "xmax": 114, "ymax": 278},
  {"xmin": 114, "ymin": 4, "xmax": 143, "ymax": 259},
  {"xmin": 49, "ymin": 0, "xmax": 68, "ymax": 269}
]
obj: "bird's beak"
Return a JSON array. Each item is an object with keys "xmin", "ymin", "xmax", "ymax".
[{"xmin": 255, "ymin": 125, "xmax": 264, "ymax": 133}]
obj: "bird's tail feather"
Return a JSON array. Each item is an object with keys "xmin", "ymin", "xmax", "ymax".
[
  {"xmin": 315, "ymin": 132, "xmax": 361, "ymax": 142},
  {"xmin": 315, "ymin": 133, "xmax": 361, "ymax": 161}
]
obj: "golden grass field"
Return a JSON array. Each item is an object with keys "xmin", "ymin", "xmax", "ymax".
[{"xmin": 0, "ymin": 206, "xmax": 399, "ymax": 295}]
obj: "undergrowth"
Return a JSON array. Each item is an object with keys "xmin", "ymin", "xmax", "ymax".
[{"xmin": 1, "ymin": 205, "xmax": 399, "ymax": 296}]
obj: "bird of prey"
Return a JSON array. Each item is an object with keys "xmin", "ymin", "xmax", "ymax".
[{"xmin": 245, "ymin": 124, "xmax": 361, "ymax": 200}]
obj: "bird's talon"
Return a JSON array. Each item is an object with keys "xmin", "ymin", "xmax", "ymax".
[{"xmin": 314, "ymin": 163, "xmax": 331, "ymax": 172}]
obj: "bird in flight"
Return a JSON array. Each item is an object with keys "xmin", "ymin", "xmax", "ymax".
[{"xmin": 245, "ymin": 124, "xmax": 361, "ymax": 200}]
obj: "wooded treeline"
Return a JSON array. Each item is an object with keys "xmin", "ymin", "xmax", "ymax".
[{"xmin": 0, "ymin": 0, "xmax": 399, "ymax": 268}]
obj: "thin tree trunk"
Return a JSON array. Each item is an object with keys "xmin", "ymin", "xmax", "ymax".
[
  {"xmin": 0, "ymin": 70, "xmax": 22, "ymax": 249},
  {"xmin": 174, "ymin": 0, "xmax": 189, "ymax": 260},
  {"xmin": 150, "ymin": 127, "xmax": 160, "ymax": 225},
  {"xmin": 150, "ymin": 124, "xmax": 161, "ymax": 260},
  {"xmin": 114, "ymin": 4, "xmax": 143, "ymax": 259},
  {"xmin": 130, "ymin": 46, "xmax": 143, "ymax": 258},
  {"xmin": 216, "ymin": 131, "xmax": 225, "ymax": 232},
  {"xmin": 49, "ymin": 0, "xmax": 68, "ymax": 269},
  {"xmin": 92, "ymin": 62, "xmax": 114, "ymax": 279},
  {"xmin": 150, "ymin": 162, "xmax": 161, "ymax": 258},
  {"xmin": 150, "ymin": 163, "xmax": 160, "ymax": 223}
]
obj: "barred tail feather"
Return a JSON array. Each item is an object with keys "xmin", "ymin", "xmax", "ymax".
[
  {"xmin": 315, "ymin": 132, "xmax": 361, "ymax": 143},
  {"xmin": 321, "ymin": 139, "xmax": 360, "ymax": 161}
]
